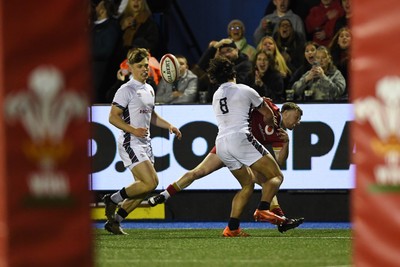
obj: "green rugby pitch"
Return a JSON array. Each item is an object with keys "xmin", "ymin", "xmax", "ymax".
[{"xmin": 95, "ymin": 228, "xmax": 352, "ymax": 267}]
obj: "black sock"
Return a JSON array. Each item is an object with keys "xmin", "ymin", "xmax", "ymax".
[
  {"xmin": 228, "ymin": 217, "xmax": 240, "ymax": 231},
  {"xmin": 120, "ymin": 187, "xmax": 129, "ymax": 199},
  {"xmin": 117, "ymin": 208, "xmax": 129, "ymax": 219},
  {"xmin": 258, "ymin": 201, "xmax": 270, "ymax": 210}
]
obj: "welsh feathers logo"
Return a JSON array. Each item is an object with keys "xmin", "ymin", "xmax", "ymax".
[
  {"xmin": 4, "ymin": 66, "xmax": 87, "ymax": 204},
  {"xmin": 354, "ymin": 76, "xmax": 400, "ymax": 193}
]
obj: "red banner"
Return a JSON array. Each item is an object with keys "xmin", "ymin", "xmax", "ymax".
[
  {"xmin": 1, "ymin": 1, "xmax": 92, "ymax": 266},
  {"xmin": 0, "ymin": 2, "xmax": 7, "ymax": 265},
  {"xmin": 352, "ymin": 1, "xmax": 400, "ymax": 266}
]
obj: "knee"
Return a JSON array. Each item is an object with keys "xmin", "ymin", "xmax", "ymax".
[
  {"xmin": 242, "ymin": 182, "xmax": 255, "ymax": 195},
  {"xmin": 144, "ymin": 176, "xmax": 158, "ymax": 192},
  {"xmin": 275, "ymin": 174, "xmax": 284, "ymax": 186}
]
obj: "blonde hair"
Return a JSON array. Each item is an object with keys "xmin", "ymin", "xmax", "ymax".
[
  {"xmin": 127, "ymin": 48, "xmax": 149, "ymax": 65},
  {"xmin": 256, "ymin": 36, "xmax": 291, "ymax": 77},
  {"xmin": 122, "ymin": 0, "xmax": 151, "ymax": 17},
  {"xmin": 316, "ymin": 46, "xmax": 334, "ymax": 71}
]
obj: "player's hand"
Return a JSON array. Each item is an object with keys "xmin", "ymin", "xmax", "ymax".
[
  {"xmin": 262, "ymin": 97, "xmax": 273, "ymax": 102},
  {"xmin": 170, "ymin": 126, "xmax": 182, "ymax": 140},
  {"xmin": 132, "ymin": 127, "xmax": 148, "ymax": 138},
  {"xmin": 277, "ymin": 129, "xmax": 289, "ymax": 143}
]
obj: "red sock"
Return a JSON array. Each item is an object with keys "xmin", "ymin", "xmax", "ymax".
[
  {"xmin": 271, "ymin": 207, "xmax": 285, "ymax": 217},
  {"xmin": 166, "ymin": 184, "xmax": 178, "ymax": 197}
]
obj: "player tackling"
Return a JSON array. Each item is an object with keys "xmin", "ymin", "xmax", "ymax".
[{"xmin": 209, "ymin": 56, "xmax": 289, "ymax": 236}]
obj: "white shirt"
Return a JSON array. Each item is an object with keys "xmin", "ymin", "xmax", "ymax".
[
  {"xmin": 212, "ymin": 82, "xmax": 263, "ymax": 139},
  {"xmin": 112, "ymin": 78, "xmax": 155, "ymax": 145}
]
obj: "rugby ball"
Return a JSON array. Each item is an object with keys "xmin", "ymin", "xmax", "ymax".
[{"xmin": 160, "ymin": 54, "xmax": 180, "ymax": 84}]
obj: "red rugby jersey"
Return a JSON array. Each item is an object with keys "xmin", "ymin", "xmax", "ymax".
[{"xmin": 249, "ymin": 99, "xmax": 284, "ymax": 147}]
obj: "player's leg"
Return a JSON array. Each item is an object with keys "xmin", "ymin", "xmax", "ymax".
[
  {"xmin": 104, "ymin": 160, "xmax": 158, "ymax": 235},
  {"xmin": 251, "ymin": 153, "xmax": 286, "ymax": 225},
  {"xmin": 222, "ymin": 165, "xmax": 254, "ymax": 237},
  {"xmin": 252, "ymin": 170, "xmax": 304, "ymax": 231},
  {"xmin": 109, "ymin": 160, "xmax": 158, "ymax": 204},
  {"xmin": 253, "ymin": 171, "xmax": 285, "ymax": 216},
  {"xmin": 270, "ymin": 145, "xmax": 305, "ymax": 231},
  {"xmin": 148, "ymin": 152, "xmax": 224, "ymax": 206}
]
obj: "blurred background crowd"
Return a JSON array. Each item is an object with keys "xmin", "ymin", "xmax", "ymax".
[{"xmin": 89, "ymin": 0, "xmax": 351, "ymax": 104}]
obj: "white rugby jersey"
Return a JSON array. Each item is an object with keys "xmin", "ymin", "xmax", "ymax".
[
  {"xmin": 112, "ymin": 78, "xmax": 155, "ymax": 145},
  {"xmin": 212, "ymin": 82, "xmax": 263, "ymax": 138}
]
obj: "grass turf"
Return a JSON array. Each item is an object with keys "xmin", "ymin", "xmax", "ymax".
[{"xmin": 95, "ymin": 228, "xmax": 352, "ymax": 267}]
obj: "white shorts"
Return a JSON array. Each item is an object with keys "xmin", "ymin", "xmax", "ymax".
[
  {"xmin": 118, "ymin": 141, "xmax": 154, "ymax": 170},
  {"xmin": 216, "ymin": 132, "xmax": 269, "ymax": 171}
]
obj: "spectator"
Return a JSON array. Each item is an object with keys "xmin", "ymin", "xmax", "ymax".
[
  {"xmin": 273, "ymin": 18, "xmax": 305, "ymax": 71},
  {"xmin": 288, "ymin": 41, "xmax": 319, "ymax": 89},
  {"xmin": 254, "ymin": 0, "xmax": 306, "ymax": 46},
  {"xmin": 334, "ymin": 0, "xmax": 351, "ymax": 33},
  {"xmin": 244, "ymin": 50, "xmax": 284, "ymax": 102},
  {"xmin": 91, "ymin": 0, "xmax": 121, "ymax": 103},
  {"xmin": 227, "ymin": 19, "xmax": 256, "ymax": 61},
  {"xmin": 256, "ymin": 36, "xmax": 292, "ymax": 88},
  {"xmin": 156, "ymin": 55, "xmax": 198, "ymax": 104},
  {"xmin": 305, "ymin": 0, "xmax": 345, "ymax": 46},
  {"xmin": 292, "ymin": 46, "xmax": 346, "ymax": 101},
  {"xmin": 192, "ymin": 38, "xmax": 252, "ymax": 102},
  {"xmin": 329, "ymin": 27, "xmax": 351, "ymax": 100},
  {"xmin": 118, "ymin": 0, "xmax": 159, "ymax": 60}
]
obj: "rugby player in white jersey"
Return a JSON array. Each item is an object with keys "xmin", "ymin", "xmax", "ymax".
[
  {"xmin": 210, "ymin": 56, "xmax": 286, "ymax": 236},
  {"xmin": 103, "ymin": 48, "xmax": 182, "ymax": 235}
]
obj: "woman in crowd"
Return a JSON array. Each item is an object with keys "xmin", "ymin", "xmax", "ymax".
[
  {"xmin": 288, "ymin": 41, "xmax": 319, "ymax": 89},
  {"xmin": 119, "ymin": 0, "xmax": 159, "ymax": 57},
  {"xmin": 273, "ymin": 18, "xmax": 305, "ymax": 71},
  {"xmin": 329, "ymin": 26, "xmax": 351, "ymax": 100},
  {"xmin": 292, "ymin": 46, "xmax": 346, "ymax": 101},
  {"xmin": 256, "ymin": 36, "xmax": 292, "ymax": 88},
  {"xmin": 245, "ymin": 50, "xmax": 284, "ymax": 102}
]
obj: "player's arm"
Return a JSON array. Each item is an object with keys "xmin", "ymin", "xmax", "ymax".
[
  {"xmin": 256, "ymin": 101, "xmax": 277, "ymax": 128},
  {"xmin": 109, "ymin": 104, "xmax": 148, "ymax": 138},
  {"xmin": 151, "ymin": 110, "xmax": 182, "ymax": 139},
  {"xmin": 275, "ymin": 129, "xmax": 289, "ymax": 166}
]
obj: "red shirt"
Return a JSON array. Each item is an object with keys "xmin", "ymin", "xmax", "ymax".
[{"xmin": 249, "ymin": 99, "xmax": 284, "ymax": 148}]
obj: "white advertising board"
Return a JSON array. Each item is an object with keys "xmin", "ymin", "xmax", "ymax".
[{"xmin": 89, "ymin": 104, "xmax": 354, "ymax": 190}]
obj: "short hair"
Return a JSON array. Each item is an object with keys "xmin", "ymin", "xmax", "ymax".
[
  {"xmin": 281, "ymin": 102, "xmax": 303, "ymax": 116},
  {"xmin": 207, "ymin": 57, "xmax": 236, "ymax": 85},
  {"xmin": 103, "ymin": 0, "xmax": 118, "ymax": 17},
  {"xmin": 127, "ymin": 48, "xmax": 149, "ymax": 65},
  {"xmin": 227, "ymin": 19, "xmax": 245, "ymax": 35}
]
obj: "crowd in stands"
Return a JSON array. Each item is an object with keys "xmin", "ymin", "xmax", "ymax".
[{"xmin": 90, "ymin": 0, "xmax": 351, "ymax": 104}]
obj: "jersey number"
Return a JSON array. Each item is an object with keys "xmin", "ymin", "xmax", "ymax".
[{"xmin": 219, "ymin": 97, "xmax": 229, "ymax": 114}]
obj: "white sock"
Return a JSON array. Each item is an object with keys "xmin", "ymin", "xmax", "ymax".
[
  {"xmin": 115, "ymin": 213, "xmax": 124, "ymax": 223},
  {"xmin": 161, "ymin": 190, "xmax": 171, "ymax": 200},
  {"xmin": 111, "ymin": 191, "xmax": 123, "ymax": 204}
]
